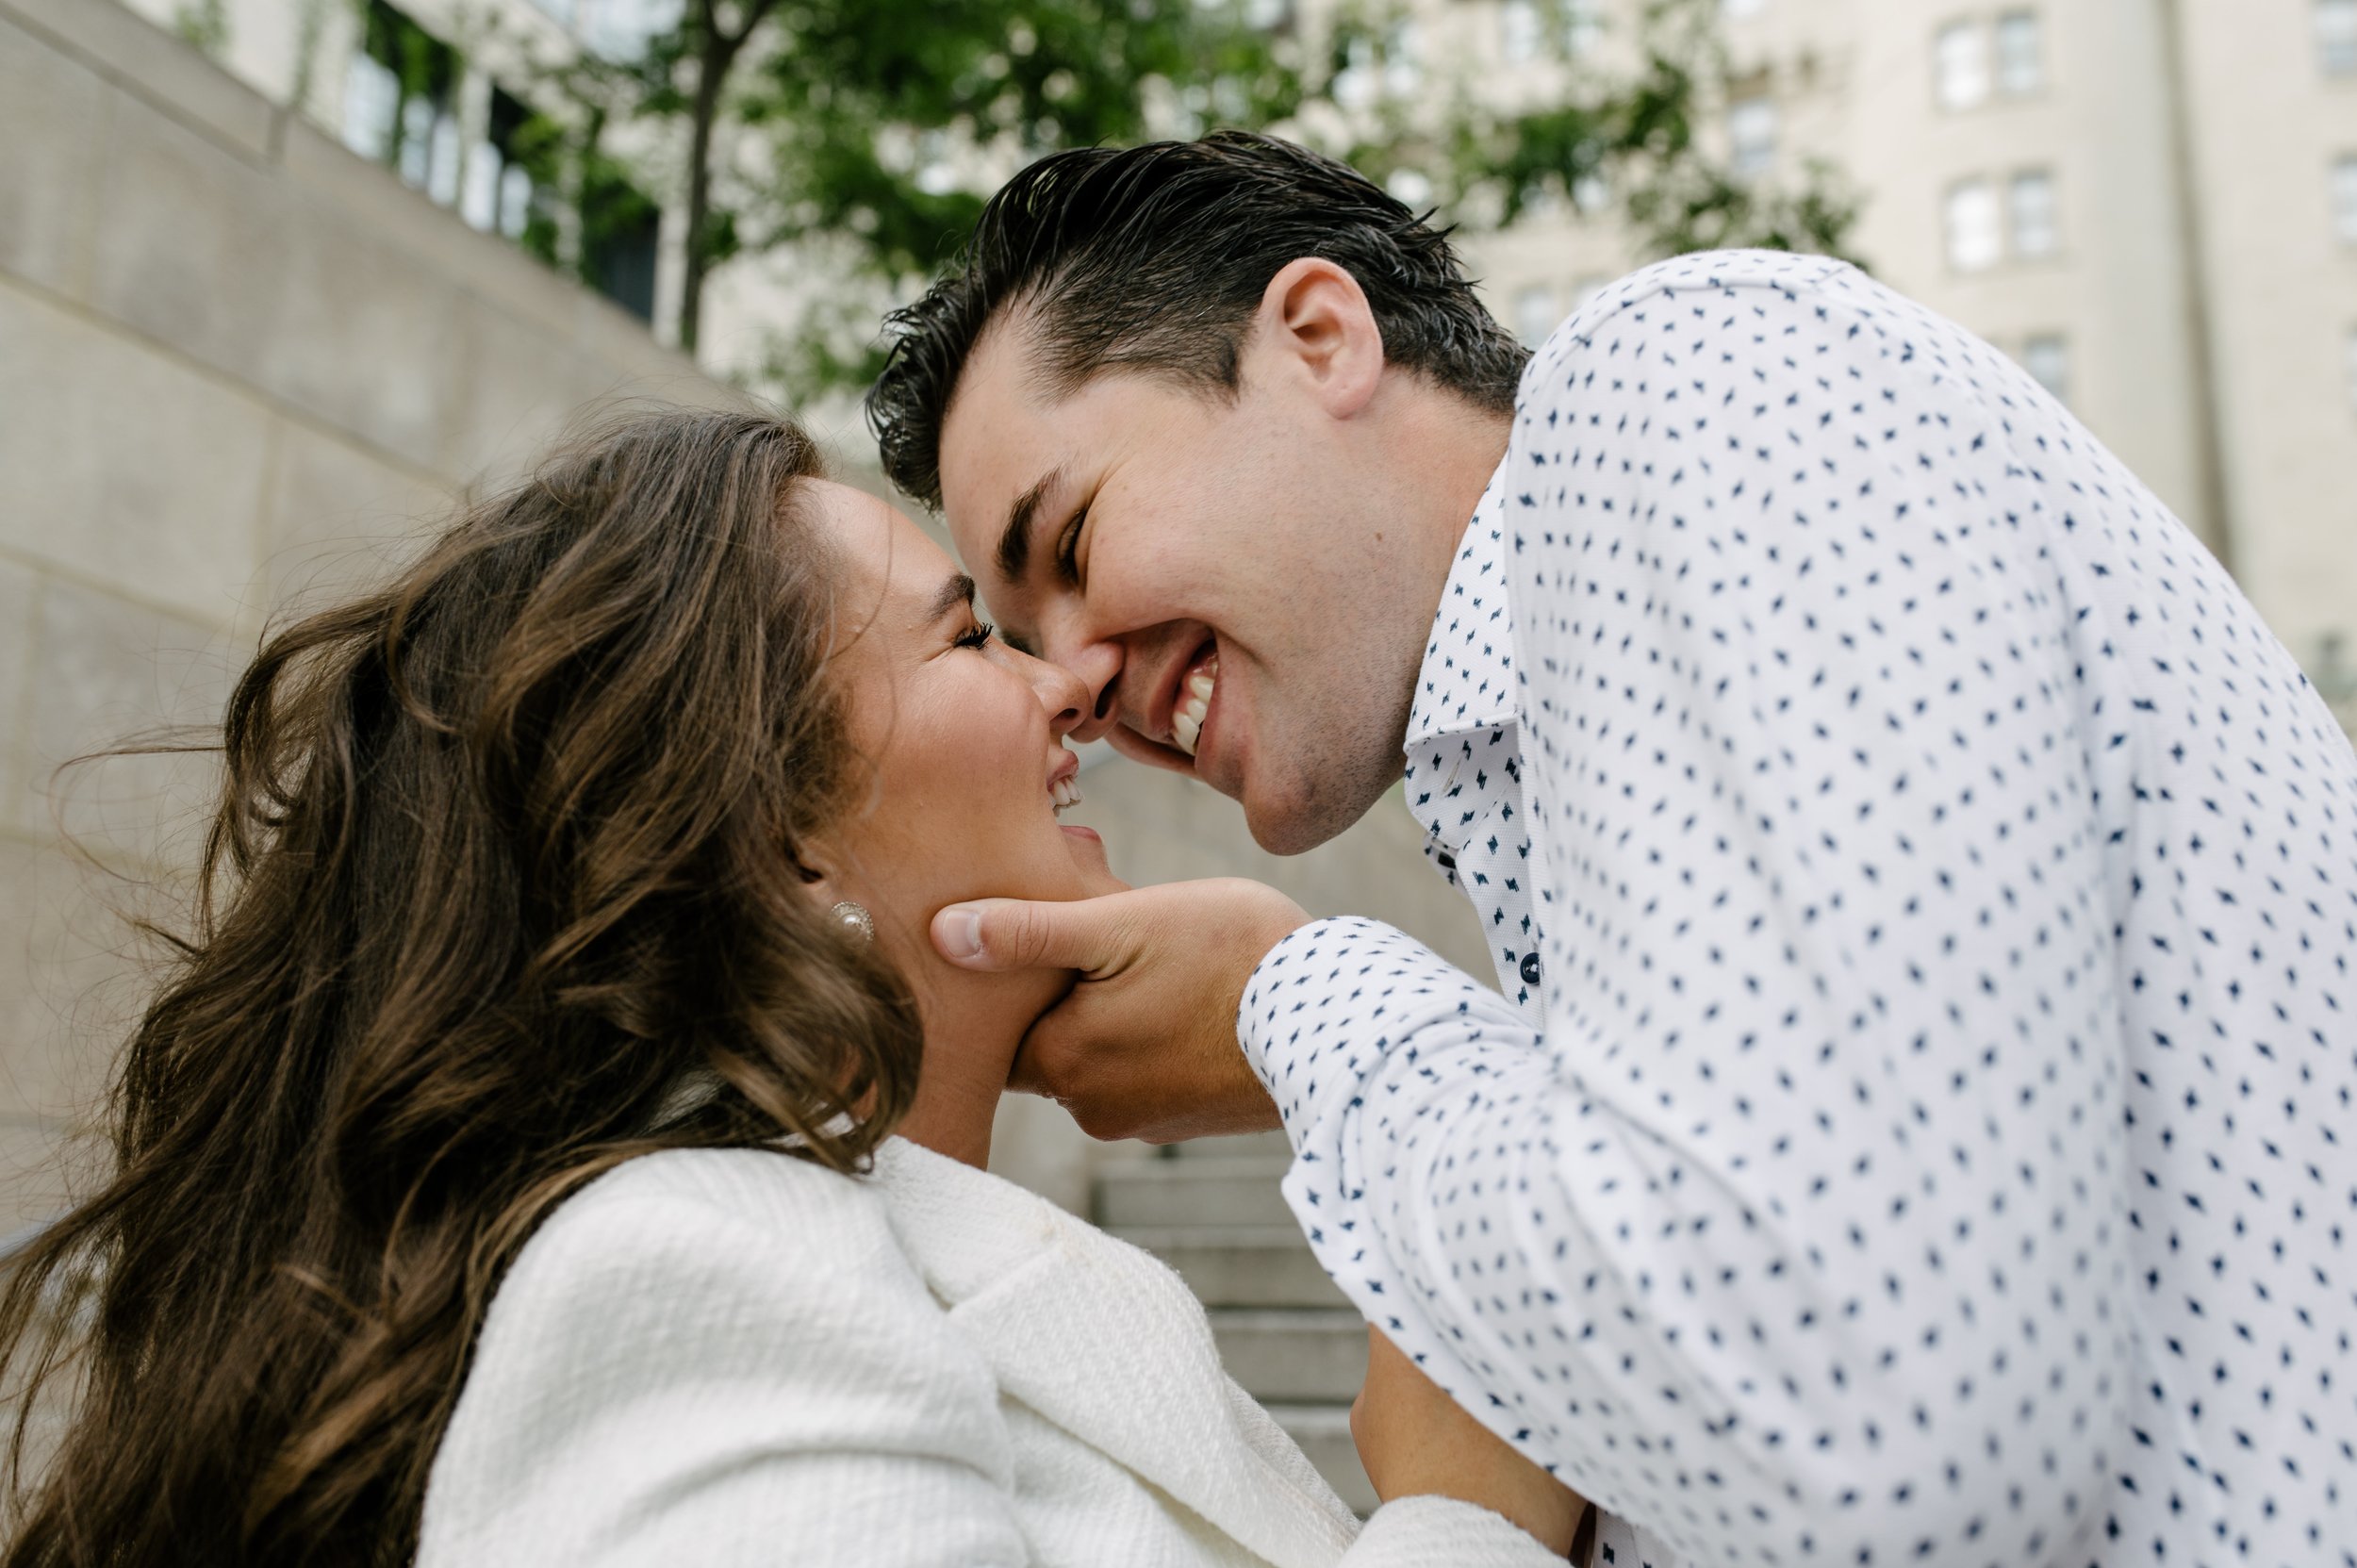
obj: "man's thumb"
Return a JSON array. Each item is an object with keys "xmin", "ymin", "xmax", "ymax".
[{"xmin": 931, "ymin": 898, "xmax": 1105, "ymax": 972}]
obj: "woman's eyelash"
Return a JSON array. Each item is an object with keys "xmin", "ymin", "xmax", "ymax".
[{"xmin": 954, "ymin": 621, "xmax": 996, "ymax": 650}]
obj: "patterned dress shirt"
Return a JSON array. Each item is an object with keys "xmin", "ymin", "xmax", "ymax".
[{"xmin": 1238, "ymin": 251, "xmax": 2357, "ymax": 1568}]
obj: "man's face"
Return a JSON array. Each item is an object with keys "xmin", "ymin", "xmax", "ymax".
[{"xmin": 936, "ymin": 316, "xmax": 1431, "ymax": 855}]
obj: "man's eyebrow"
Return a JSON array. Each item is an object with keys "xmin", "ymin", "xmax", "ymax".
[
  {"xmin": 996, "ymin": 467, "xmax": 1062, "ymax": 583},
  {"xmin": 925, "ymin": 572, "xmax": 978, "ymax": 623}
]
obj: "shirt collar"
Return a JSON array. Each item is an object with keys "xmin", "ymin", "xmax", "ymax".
[{"xmin": 1405, "ymin": 463, "xmax": 1517, "ymax": 747}]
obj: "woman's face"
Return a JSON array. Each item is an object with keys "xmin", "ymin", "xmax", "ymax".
[{"xmin": 804, "ymin": 482, "xmax": 1117, "ymax": 963}]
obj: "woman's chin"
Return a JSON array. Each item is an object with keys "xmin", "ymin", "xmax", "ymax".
[{"xmin": 1057, "ymin": 821, "xmax": 1127, "ymax": 895}]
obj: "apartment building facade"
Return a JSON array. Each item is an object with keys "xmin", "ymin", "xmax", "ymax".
[{"xmin": 1452, "ymin": 0, "xmax": 2357, "ymax": 722}]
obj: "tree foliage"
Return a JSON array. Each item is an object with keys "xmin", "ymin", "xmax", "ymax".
[{"xmin": 519, "ymin": 0, "xmax": 1861, "ymax": 391}]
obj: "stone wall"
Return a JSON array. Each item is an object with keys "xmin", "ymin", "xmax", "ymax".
[{"xmin": 0, "ymin": 0, "xmax": 730, "ymax": 1231}]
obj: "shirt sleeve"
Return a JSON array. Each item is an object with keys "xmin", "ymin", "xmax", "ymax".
[{"xmin": 1241, "ymin": 258, "xmax": 2135, "ymax": 1567}]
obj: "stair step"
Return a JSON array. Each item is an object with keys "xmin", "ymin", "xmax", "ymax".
[
  {"xmin": 1267, "ymin": 1403, "xmax": 1376, "ymax": 1516},
  {"xmin": 1210, "ymin": 1309, "xmax": 1368, "ymax": 1403},
  {"xmin": 1115, "ymin": 1226, "xmax": 1347, "ymax": 1310},
  {"xmin": 1093, "ymin": 1156, "xmax": 1294, "ymax": 1229}
]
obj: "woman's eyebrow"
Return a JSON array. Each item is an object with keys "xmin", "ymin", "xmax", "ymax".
[{"xmin": 925, "ymin": 572, "xmax": 979, "ymax": 624}]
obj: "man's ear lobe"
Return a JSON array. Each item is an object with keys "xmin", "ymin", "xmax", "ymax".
[{"xmin": 1259, "ymin": 256, "xmax": 1384, "ymax": 418}]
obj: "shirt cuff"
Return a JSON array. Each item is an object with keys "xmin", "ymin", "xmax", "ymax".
[{"xmin": 1238, "ymin": 915, "xmax": 1516, "ymax": 1154}]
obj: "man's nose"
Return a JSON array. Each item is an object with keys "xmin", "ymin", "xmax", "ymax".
[{"xmin": 1054, "ymin": 636, "xmax": 1125, "ymax": 745}]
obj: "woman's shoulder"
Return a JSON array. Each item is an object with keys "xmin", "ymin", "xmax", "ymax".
[
  {"xmin": 501, "ymin": 1144, "xmax": 921, "ymax": 1321},
  {"xmin": 423, "ymin": 1151, "xmax": 1020, "ymax": 1560}
]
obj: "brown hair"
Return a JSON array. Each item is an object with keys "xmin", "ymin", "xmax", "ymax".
[{"xmin": 0, "ymin": 408, "xmax": 921, "ymax": 1565}]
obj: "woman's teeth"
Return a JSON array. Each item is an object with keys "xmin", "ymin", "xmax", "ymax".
[
  {"xmin": 1173, "ymin": 658, "xmax": 1217, "ymax": 758},
  {"xmin": 1050, "ymin": 776, "xmax": 1083, "ymax": 817}
]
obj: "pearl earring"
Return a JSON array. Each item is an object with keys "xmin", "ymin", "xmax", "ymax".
[{"xmin": 829, "ymin": 900, "xmax": 874, "ymax": 945}]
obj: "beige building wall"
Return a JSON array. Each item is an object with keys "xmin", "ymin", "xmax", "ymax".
[
  {"xmin": 0, "ymin": 0, "xmax": 733, "ymax": 1231},
  {"xmin": 2174, "ymin": 0, "xmax": 2357, "ymax": 673},
  {"xmin": 1453, "ymin": 0, "xmax": 2355, "ymax": 711}
]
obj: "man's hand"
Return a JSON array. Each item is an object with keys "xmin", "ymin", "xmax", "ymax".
[
  {"xmin": 931, "ymin": 879, "xmax": 1310, "ymax": 1144},
  {"xmin": 1352, "ymin": 1328, "xmax": 1589, "ymax": 1558}
]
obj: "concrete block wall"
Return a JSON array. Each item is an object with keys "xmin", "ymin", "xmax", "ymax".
[{"xmin": 0, "ymin": 0, "xmax": 732, "ymax": 1230}]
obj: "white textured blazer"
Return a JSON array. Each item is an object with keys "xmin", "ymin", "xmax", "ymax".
[{"xmin": 416, "ymin": 1136, "xmax": 1568, "ymax": 1567}]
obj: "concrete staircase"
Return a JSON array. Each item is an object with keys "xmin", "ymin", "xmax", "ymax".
[{"xmin": 1095, "ymin": 1131, "xmax": 1376, "ymax": 1513}]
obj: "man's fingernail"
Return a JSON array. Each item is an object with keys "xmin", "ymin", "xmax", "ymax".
[{"xmin": 936, "ymin": 906, "xmax": 983, "ymax": 961}]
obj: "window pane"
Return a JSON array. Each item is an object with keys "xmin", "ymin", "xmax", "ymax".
[
  {"xmin": 1514, "ymin": 286, "xmax": 1557, "ymax": 349},
  {"xmin": 1946, "ymin": 178, "xmax": 2002, "ymax": 271},
  {"xmin": 2334, "ymin": 156, "xmax": 2357, "ymax": 243},
  {"xmin": 1995, "ymin": 11, "xmax": 2043, "ymax": 95},
  {"xmin": 1937, "ymin": 21, "xmax": 1990, "ymax": 109},
  {"xmin": 339, "ymin": 52, "xmax": 399, "ymax": 161},
  {"xmin": 2010, "ymin": 170, "xmax": 2059, "ymax": 257},
  {"xmin": 584, "ymin": 0, "xmax": 682, "ymax": 60},
  {"xmin": 498, "ymin": 164, "xmax": 535, "ymax": 241},
  {"xmin": 1729, "ymin": 96, "xmax": 1778, "ymax": 182},
  {"xmin": 1383, "ymin": 20, "xmax": 1423, "ymax": 97},
  {"xmin": 2319, "ymin": 0, "xmax": 2357, "ymax": 74},
  {"xmin": 1501, "ymin": 0, "xmax": 1541, "ymax": 62},
  {"xmin": 2021, "ymin": 335, "xmax": 2069, "ymax": 403},
  {"xmin": 1386, "ymin": 167, "xmax": 1435, "ymax": 209},
  {"xmin": 1567, "ymin": 0, "xmax": 1605, "ymax": 56}
]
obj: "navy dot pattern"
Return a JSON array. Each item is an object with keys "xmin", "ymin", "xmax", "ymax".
[{"xmin": 1240, "ymin": 252, "xmax": 2357, "ymax": 1568}]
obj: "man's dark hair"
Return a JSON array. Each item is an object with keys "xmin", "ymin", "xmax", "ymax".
[{"xmin": 866, "ymin": 130, "xmax": 1531, "ymax": 509}]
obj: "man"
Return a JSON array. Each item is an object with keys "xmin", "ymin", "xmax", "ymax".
[{"xmin": 865, "ymin": 131, "xmax": 2357, "ymax": 1567}]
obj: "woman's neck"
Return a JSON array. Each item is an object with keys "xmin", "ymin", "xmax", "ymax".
[{"xmin": 891, "ymin": 963, "xmax": 1064, "ymax": 1168}]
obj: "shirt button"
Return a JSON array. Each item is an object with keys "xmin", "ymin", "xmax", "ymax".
[{"xmin": 1519, "ymin": 951, "xmax": 1542, "ymax": 987}]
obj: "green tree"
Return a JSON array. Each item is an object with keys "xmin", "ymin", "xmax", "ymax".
[{"xmin": 526, "ymin": 0, "xmax": 1860, "ymax": 389}]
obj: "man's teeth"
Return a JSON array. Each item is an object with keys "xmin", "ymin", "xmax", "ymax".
[
  {"xmin": 1050, "ymin": 776, "xmax": 1083, "ymax": 817},
  {"xmin": 1173, "ymin": 659, "xmax": 1217, "ymax": 758}
]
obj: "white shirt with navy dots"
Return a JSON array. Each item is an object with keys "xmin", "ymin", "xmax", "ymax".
[{"xmin": 1239, "ymin": 251, "xmax": 2357, "ymax": 1568}]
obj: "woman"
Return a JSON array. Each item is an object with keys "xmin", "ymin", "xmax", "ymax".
[{"xmin": 0, "ymin": 410, "xmax": 1584, "ymax": 1566}]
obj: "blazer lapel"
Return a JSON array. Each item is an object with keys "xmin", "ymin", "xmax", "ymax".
[{"xmin": 868, "ymin": 1140, "xmax": 1358, "ymax": 1568}]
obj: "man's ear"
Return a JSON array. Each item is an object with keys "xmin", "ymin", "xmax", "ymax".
[{"xmin": 1251, "ymin": 256, "xmax": 1385, "ymax": 420}]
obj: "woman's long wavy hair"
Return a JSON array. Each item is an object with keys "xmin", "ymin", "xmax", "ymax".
[{"xmin": 0, "ymin": 408, "xmax": 922, "ymax": 1566}]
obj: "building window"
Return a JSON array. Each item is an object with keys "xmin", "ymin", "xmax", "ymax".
[
  {"xmin": 1514, "ymin": 285, "xmax": 1557, "ymax": 349},
  {"xmin": 2009, "ymin": 169, "xmax": 2060, "ymax": 257},
  {"xmin": 462, "ymin": 88, "xmax": 545, "ymax": 239},
  {"xmin": 580, "ymin": 167, "xmax": 661, "ymax": 322},
  {"xmin": 1386, "ymin": 167, "xmax": 1435, "ymax": 209},
  {"xmin": 2334, "ymin": 156, "xmax": 2357, "ymax": 242},
  {"xmin": 1994, "ymin": 10, "xmax": 2044, "ymax": 95},
  {"xmin": 1501, "ymin": 0, "xmax": 1542, "ymax": 62},
  {"xmin": 2021, "ymin": 335, "xmax": 2069, "ymax": 403},
  {"xmin": 2319, "ymin": 0, "xmax": 2357, "ymax": 75},
  {"xmin": 1936, "ymin": 19, "xmax": 1990, "ymax": 109},
  {"xmin": 1728, "ymin": 95, "xmax": 1779, "ymax": 182},
  {"xmin": 341, "ymin": 2, "xmax": 460, "ymax": 202},
  {"xmin": 583, "ymin": 0, "xmax": 683, "ymax": 60},
  {"xmin": 1382, "ymin": 19, "xmax": 1424, "ymax": 97},
  {"xmin": 1723, "ymin": 0, "xmax": 1767, "ymax": 18},
  {"xmin": 1945, "ymin": 178, "xmax": 2002, "ymax": 271}
]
